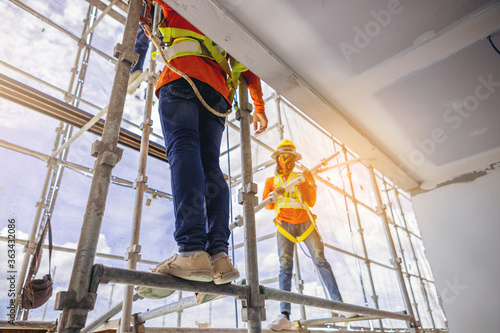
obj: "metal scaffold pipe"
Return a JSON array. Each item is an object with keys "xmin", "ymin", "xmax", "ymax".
[
  {"xmin": 55, "ymin": 0, "xmax": 142, "ymax": 331},
  {"xmin": 368, "ymin": 166, "xmax": 419, "ymax": 333},
  {"xmin": 120, "ymin": 2, "xmax": 160, "ymax": 331},
  {"xmin": 237, "ymin": 78, "xmax": 264, "ymax": 333}
]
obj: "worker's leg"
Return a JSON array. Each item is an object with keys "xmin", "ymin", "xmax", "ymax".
[
  {"xmin": 277, "ymin": 223, "xmax": 297, "ymax": 314},
  {"xmin": 198, "ymin": 87, "xmax": 230, "ymax": 256},
  {"xmin": 158, "ymin": 79, "xmax": 208, "ymax": 253},
  {"xmin": 303, "ymin": 223, "xmax": 343, "ymax": 302}
]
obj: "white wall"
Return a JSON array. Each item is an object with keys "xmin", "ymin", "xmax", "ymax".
[{"xmin": 411, "ymin": 167, "xmax": 500, "ymax": 333}]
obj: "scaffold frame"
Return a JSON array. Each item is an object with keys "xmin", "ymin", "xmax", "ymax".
[{"xmin": 0, "ymin": 1, "xmax": 448, "ymax": 333}]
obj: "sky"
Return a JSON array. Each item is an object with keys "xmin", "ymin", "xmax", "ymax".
[{"xmin": 0, "ymin": 0, "xmax": 446, "ymax": 330}]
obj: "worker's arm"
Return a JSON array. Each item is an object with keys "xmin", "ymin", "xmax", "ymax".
[
  {"xmin": 299, "ymin": 170, "xmax": 317, "ymax": 207},
  {"xmin": 262, "ymin": 177, "xmax": 276, "ymax": 210},
  {"xmin": 242, "ymin": 70, "xmax": 268, "ymax": 134}
]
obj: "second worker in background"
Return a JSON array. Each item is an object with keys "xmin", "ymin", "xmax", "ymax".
[{"xmin": 263, "ymin": 139, "xmax": 344, "ymax": 331}]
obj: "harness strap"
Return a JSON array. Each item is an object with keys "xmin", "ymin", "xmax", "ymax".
[
  {"xmin": 275, "ymin": 220, "xmax": 316, "ymax": 243},
  {"xmin": 157, "ymin": 25, "xmax": 238, "ymax": 102}
]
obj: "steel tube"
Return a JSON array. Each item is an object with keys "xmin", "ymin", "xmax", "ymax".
[
  {"xmin": 120, "ymin": 11, "xmax": 159, "ymax": 330},
  {"xmin": 368, "ymin": 167, "xmax": 418, "ymax": 331},
  {"xmin": 57, "ymin": 0, "xmax": 143, "ymax": 331},
  {"xmin": 136, "ymin": 295, "xmax": 225, "ymax": 322},
  {"xmin": 52, "ymin": 107, "xmax": 109, "ymax": 158},
  {"xmin": 297, "ymin": 314, "xmax": 397, "ymax": 326},
  {"xmin": 96, "ymin": 265, "xmax": 247, "ymax": 298},
  {"xmin": 393, "ymin": 189, "xmax": 436, "ymax": 329},
  {"xmin": 343, "ymin": 146, "xmax": 384, "ymax": 331},
  {"xmin": 293, "ymin": 246, "xmax": 307, "ymax": 320},
  {"xmin": 261, "ymin": 286, "xmax": 413, "ymax": 322},
  {"xmin": 81, "ymin": 0, "xmax": 120, "ymax": 41},
  {"xmin": 383, "ymin": 181, "xmax": 422, "ymax": 326},
  {"xmin": 81, "ymin": 294, "xmax": 141, "ymax": 333},
  {"xmin": 0, "ymin": 73, "xmax": 168, "ymax": 162},
  {"xmin": 237, "ymin": 78, "xmax": 264, "ymax": 333},
  {"xmin": 0, "ymin": 138, "xmax": 173, "ymax": 202},
  {"xmin": 13, "ymin": 151, "xmax": 55, "ymax": 318}
]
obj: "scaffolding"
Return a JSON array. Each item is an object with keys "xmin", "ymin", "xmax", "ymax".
[{"xmin": 0, "ymin": 1, "xmax": 448, "ymax": 333}]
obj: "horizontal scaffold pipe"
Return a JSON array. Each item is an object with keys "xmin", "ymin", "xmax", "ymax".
[
  {"xmin": 95, "ymin": 265, "xmax": 413, "ymax": 323},
  {"xmin": 0, "ymin": 139, "xmax": 173, "ymax": 201},
  {"xmin": 95, "ymin": 264, "xmax": 248, "ymax": 299},
  {"xmin": 0, "ymin": 73, "xmax": 167, "ymax": 162},
  {"xmin": 0, "ymin": 321, "xmax": 58, "ymax": 330},
  {"xmin": 136, "ymin": 277, "xmax": 280, "ymax": 323},
  {"xmin": 261, "ymin": 286, "xmax": 413, "ymax": 322}
]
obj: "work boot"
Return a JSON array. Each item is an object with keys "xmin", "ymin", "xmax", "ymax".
[
  {"xmin": 136, "ymin": 286, "xmax": 174, "ymax": 299},
  {"xmin": 267, "ymin": 314, "xmax": 292, "ymax": 331},
  {"xmin": 153, "ymin": 252, "xmax": 214, "ymax": 282},
  {"xmin": 212, "ymin": 255, "xmax": 240, "ymax": 285}
]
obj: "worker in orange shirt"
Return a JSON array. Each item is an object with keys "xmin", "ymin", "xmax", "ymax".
[
  {"xmin": 263, "ymin": 139, "xmax": 343, "ymax": 331},
  {"xmin": 137, "ymin": 1, "xmax": 268, "ymax": 298}
]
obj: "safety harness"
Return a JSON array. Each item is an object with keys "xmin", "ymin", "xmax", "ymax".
[
  {"xmin": 274, "ymin": 172, "xmax": 318, "ymax": 243},
  {"xmin": 153, "ymin": 21, "xmax": 249, "ymax": 105}
]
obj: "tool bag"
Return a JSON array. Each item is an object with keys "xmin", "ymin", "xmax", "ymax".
[{"xmin": 21, "ymin": 218, "xmax": 53, "ymax": 309}]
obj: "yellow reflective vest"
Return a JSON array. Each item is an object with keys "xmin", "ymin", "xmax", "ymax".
[{"xmin": 273, "ymin": 172, "xmax": 317, "ymax": 243}]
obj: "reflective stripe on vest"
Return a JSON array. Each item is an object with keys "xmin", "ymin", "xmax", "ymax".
[
  {"xmin": 274, "ymin": 172, "xmax": 305, "ymax": 216},
  {"xmin": 156, "ymin": 24, "xmax": 247, "ymax": 102},
  {"xmin": 273, "ymin": 172, "xmax": 318, "ymax": 243}
]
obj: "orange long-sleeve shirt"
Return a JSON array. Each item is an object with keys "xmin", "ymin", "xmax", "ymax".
[
  {"xmin": 262, "ymin": 173, "xmax": 316, "ymax": 224},
  {"xmin": 155, "ymin": 2, "xmax": 229, "ymax": 101},
  {"xmin": 154, "ymin": 3, "xmax": 265, "ymax": 115}
]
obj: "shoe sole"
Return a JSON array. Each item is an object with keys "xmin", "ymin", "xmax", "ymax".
[
  {"xmin": 213, "ymin": 271, "xmax": 240, "ymax": 285},
  {"xmin": 137, "ymin": 287, "xmax": 174, "ymax": 299},
  {"xmin": 161, "ymin": 267, "xmax": 214, "ymax": 282}
]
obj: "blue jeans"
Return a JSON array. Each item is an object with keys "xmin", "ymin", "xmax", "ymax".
[
  {"xmin": 158, "ymin": 78, "xmax": 231, "ymax": 255},
  {"xmin": 277, "ymin": 220, "xmax": 343, "ymax": 314}
]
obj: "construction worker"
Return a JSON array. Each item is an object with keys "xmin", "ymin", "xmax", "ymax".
[
  {"xmin": 137, "ymin": 1, "xmax": 268, "ymax": 298},
  {"xmin": 262, "ymin": 139, "xmax": 343, "ymax": 331}
]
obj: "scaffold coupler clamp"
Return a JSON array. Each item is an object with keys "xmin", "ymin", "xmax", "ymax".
[
  {"xmin": 114, "ymin": 42, "xmax": 140, "ymax": 70},
  {"xmin": 55, "ymin": 289, "xmax": 98, "ymax": 331},
  {"xmin": 229, "ymin": 215, "xmax": 244, "ymax": 230},
  {"xmin": 131, "ymin": 312, "xmax": 146, "ymax": 333},
  {"xmin": 235, "ymin": 101, "xmax": 253, "ymax": 120},
  {"xmin": 376, "ymin": 204, "xmax": 386, "ymax": 215},
  {"xmin": 125, "ymin": 244, "xmax": 142, "ymax": 262},
  {"xmin": 390, "ymin": 257, "xmax": 402, "ymax": 266},
  {"xmin": 91, "ymin": 140, "xmax": 123, "ymax": 167},
  {"xmin": 239, "ymin": 283, "xmax": 266, "ymax": 322},
  {"xmin": 238, "ymin": 182, "xmax": 258, "ymax": 206}
]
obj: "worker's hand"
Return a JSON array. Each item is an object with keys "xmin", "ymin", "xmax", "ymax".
[
  {"xmin": 275, "ymin": 187, "xmax": 285, "ymax": 196},
  {"xmin": 302, "ymin": 170, "xmax": 315, "ymax": 186},
  {"xmin": 253, "ymin": 113, "xmax": 268, "ymax": 135}
]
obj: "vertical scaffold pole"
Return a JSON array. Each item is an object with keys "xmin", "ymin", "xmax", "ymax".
[
  {"xmin": 236, "ymin": 78, "xmax": 265, "ymax": 333},
  {"xmin": 293, "ymin": 245, "xmax": 307, "ymax": 320},
  {"xmin": 343, "ymin": 146, "xmax": 384, "ymax": 332},
  {"xmin": 382, "ymin": 181, "xmax": 422, "ymax": 327},
  {"xmin": 120, "ymin": 3, "xmax": 160, "ymax": 331},
  {"xmin": 55, "ymin": 1, "xmax": 142, "ymax": 332},
  {"xmin": 393, "ymin": 188, "xmax": 436, "ymax": 329},
  {"xmin": 368, "ymin": 166, "xmax": 419, "ymax": 333}
]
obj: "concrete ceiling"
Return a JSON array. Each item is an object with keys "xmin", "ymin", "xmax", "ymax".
[{"xmin": 164, "ymin": 0, "xmax": 500, "ymax": 193}]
